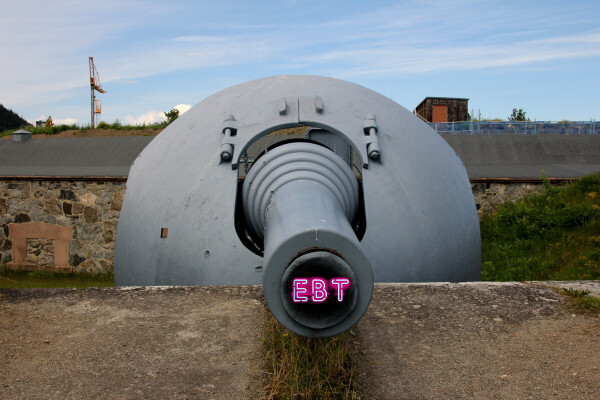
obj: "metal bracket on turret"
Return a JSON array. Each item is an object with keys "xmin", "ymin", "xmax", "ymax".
[
  {"xmin": 363, "ymin": 113, "xmax": 381, "ymax": 167},
  {"xmin": 220, "ymin": 114, "xmax": 237, "ymax": 163}
]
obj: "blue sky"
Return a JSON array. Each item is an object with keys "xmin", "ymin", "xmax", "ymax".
[{"xmin": 1, "ymin": 0, "xmax": 599, "ymax": 125}]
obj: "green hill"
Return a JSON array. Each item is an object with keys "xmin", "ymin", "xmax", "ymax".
[{"xmin": 0, "ymin": 104, "xmax": 28, "ymax": 131}]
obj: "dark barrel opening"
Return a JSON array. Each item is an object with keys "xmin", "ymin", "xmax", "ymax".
[{"xmin": 280, "ymin": 251, "xmax": 358, "ymax": 329}]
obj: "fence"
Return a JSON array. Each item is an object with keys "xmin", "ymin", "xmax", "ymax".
[{"xmin": 429, "ymin": 121, "xmax": 598, "ymax": 135}]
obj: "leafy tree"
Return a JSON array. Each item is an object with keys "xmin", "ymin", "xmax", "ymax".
[
  {"xmin": 508, "ymin": 108, "xmax": 529, "ymax": 122},
  {"xmin": 0, "ymin": 104, "xmax": 28, "ymax": 131},
  {"xmin": 164, "ymin": 108, "xmax": 180, "ymax": 124}
]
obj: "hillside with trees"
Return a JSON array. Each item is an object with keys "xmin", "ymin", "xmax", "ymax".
[{"xmin": 0, "ymin": 104, "xmax": 27, "ymax": 131}]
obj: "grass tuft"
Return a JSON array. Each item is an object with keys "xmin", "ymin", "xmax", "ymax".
[
  {"xmin": 481, "ymin": 173, "xmax": 600, "ymax": 281},
  {"xmin": 0, "ymin": 268, "xmax": 114, "ymax": 289},
  {"xmin": 561, "ymin": 288, "xmax": 600, "ymax": 315},
  {"xmin": 261, "ymin": 305, "xmax": 359, "ymax": 400}
]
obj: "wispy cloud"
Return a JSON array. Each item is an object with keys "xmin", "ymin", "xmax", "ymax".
[
  {"xmin": 294, "ymin": 31, "xmax": 600, "ymax": 77},
  {"xmin": 1, "ymin": 0, "xmax": 598, "ymax": 122},
  {"xmin": 123, "ymin": 104, "xmax": 191, "ymax": 125},
  {"xmin": 124, "ymin": 110, "xmax": 165, "ymax": 125},
  {"xmin": 173, "ymin": 35, "xmax": 231, "ymax": 43}
]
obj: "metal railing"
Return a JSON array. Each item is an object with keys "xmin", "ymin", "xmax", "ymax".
[{"xmin": 429, "ymin": 121, "xmax": 598, "ymax": 135}]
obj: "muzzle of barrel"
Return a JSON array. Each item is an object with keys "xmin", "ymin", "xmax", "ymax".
[{"xmin": 242, "ymin": 142, "xmax": 373, "ymax": 337}]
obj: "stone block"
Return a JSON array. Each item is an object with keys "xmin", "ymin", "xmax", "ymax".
[
  {"xmin": 82, "ymin": 243, "xmax": 105, "ymax": 259},
  {"xmin": 102, "ymin": 230, "xmax": 113, "ymax": 244},
  {"xmin": 31, "ymin": 198, "xmax": 45, "ymax": 208},
  {"xmin": 58, "ymin": 189, "xmax": 77, "ymax": 201},
  {"xmin": 8, "ymin": 198, "xmax": 29, "ymax": 213},
  {"xmin": 103, "ymin": 220, "xmax": 118, "ymax": 232},
  {"xmin": 103, "ymin": 211, "xmax": 121, "ymax": 220},
  {"xmin": 84, "ymin": 207, "xmax": 99, "ymax": 223},
  {"xmin": 14, "ymin": 213, "xmax": 31, "ymax": 223},
  {"xmin": 0, "ymin": 197, "xmax": 6, "ymax": 214},
  {"xmin": 68, "ymin": 238, "xmax": 81, "ymax": 252},
  {"xmin": 96, "ymin": 191, "xmax": 114, "ymax": 205},
  {"xmin": 7, "ymin": 182, "xmax": 25, "ymax": 190},
  {"xmin": 48, "ymin": 182, "xmax": 63, "ymax": 190},
  {"xmin": 79, "ymin": 192, "xmax": 97, "ymax": 206},
  {"xmin": 9, "ymin": 189, "xmax": 27, "ymax": 199},
  {"xmin": 63, "ymin": 202, "xmax": 73, "ymax": 215},
  {"xmin": 45, "ymin": 198, "xmax": 61, "ymax": 214},
  {"xmin": 75, "ymin": 224, "xmax": 94, "ymax": 241},
  {"xmin": 110, "ymin": 191, "xmax": 124, "ymax": 211},
  {"xmin": 98, "ymin": 259, "xmax": 111, "ymax": 272},
  {"xmin": 69, "ymin": 253, "xmax": 86, "ymax": 267},
  {"xmin": 1, "ymin": 238, "xmax": 12, "ymax": 251},
  {"xmin": 72, "ymin": 203, "xmax": 84, "ymax": 214},
  {"xmin": 57, "ymin": 216, "xmax": 73, "ymax": 226},
  {"xmin": 75, "ymin": 259, "xmax": 102, "ymax": 274},
  {"xmin": 29, "ymin": 208, "xmax": 46, "ymax": 222}
]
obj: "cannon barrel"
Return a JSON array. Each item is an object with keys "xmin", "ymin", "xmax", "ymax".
[
  {"xmin": 242, "ymin": 142, "xmax": 373, "ymax": 337},
  {"xmin": 114, "ymin": 75, "xmax": 481, "ymax": 339}
]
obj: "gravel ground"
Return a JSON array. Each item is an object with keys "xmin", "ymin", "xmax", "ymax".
[
  {"xmin": 356, "ymin": 282, "xmax": 600, "ymax": 400},
  {"xmin": 0, "ymin": 286, "xmax": 265, "ymax": 400},
  {"xmin": 1, "ymin": 282, "xmax": 598, "ymax": 399}
]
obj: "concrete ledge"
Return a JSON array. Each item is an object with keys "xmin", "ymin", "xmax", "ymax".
[
  {"xmin": 357, "ymin": 281, "xmax": 600, "ymax": 399},
  {"xmin": 1, "ymin": 282, "xmax": 598, "ymax": 399}
]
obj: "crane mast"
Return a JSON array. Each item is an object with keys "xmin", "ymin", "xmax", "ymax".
[{"xmin": 89, "ymin": 57, "xmax": 106, "ymax": 128}]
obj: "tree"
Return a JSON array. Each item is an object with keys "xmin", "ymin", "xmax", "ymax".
[
  {"xmin": 508, "ymin": 108, "xmax": 529, "ymax": 122},
  {"xmin": 164, "ymin": 108, "xmax": 180, "ymax": 124},
  {"xmin": 0, "ymin": 104, "xmax": 28, "ymax": 131}
]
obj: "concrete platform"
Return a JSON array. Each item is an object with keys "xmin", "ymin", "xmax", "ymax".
[
  {"xmin": 0, "ymin": 286, "xmax": 265, "ymax": 400},
  {"xmin": 1, "ymin": 282, "xmax": 599, "ymax": 399},
  {"xmin": 357, "ymin": 282, "xmax": 600, "ymax": 399}
]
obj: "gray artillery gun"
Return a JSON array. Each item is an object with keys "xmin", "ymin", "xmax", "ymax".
[{"xmin": 114, "ymin": 76, "xmax": 481, "ymax": 337}]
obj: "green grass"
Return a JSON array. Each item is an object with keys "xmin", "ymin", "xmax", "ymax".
[
  {"xmin": 561, "ymin": 288, "xmax": 600, "ymax": 314},
  {"xmin": 481, "ymin": 173, "xmax": 600, "ymax": 281},
  {"xmin": 0, "ymin": 268, "xmax": 114, "ymax": 289},
  {"xmin": 262, "ymin": 308, "xmax": 359, "ymax": 400},
  {"xmin": 1, "ymin": 124, "xmax": 81, "ymax": 137},
  {"xmin": 95, "ymin": 120, "xmax": 167, "ymax": 131},
  {"xmin": 1, "ymin": 121, "xmax": 167, "ymax": 138}
]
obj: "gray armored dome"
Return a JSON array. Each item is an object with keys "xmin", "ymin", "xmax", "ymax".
[{"xmin": 115, "ymin": 75, "xmax": 480, "ymax": 337}]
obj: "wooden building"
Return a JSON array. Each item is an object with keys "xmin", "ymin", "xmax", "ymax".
[{"xmin": 414, "ymin": 97, "xmax": 469, "ymax": 123}]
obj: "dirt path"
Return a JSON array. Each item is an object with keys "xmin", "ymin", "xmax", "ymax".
[
  {"xmin": 0, "ymin": 286, "xmax": 265, "ymax": 400},
  {"xmin": 1, "ymin": 282, "xmax": 598, "ymax": 399},
  {"xmin": 356, "ymin": 282, "xmax": 600, "ymax": 399}
]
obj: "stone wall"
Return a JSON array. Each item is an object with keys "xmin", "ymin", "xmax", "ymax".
[
  {"xmin": 1, "ymin": 179, "xmax": 544, "ymax": 274},
  {"xmin": 0, "ymin": 180, "xmax": 125, "ymax": 274},
  {"xmin": 472, "ymin": 182, "xmax": 544, "ymax": 217}
]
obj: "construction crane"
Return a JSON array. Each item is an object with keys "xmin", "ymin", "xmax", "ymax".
[{"xmin": 89, "ymin": 57, "xmax": 106, "ymax": 128}]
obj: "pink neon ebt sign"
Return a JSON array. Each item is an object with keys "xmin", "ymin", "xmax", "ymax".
[{"xmin": 292, "ymin": 277, "xmax": 351, "ymax": 303}]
